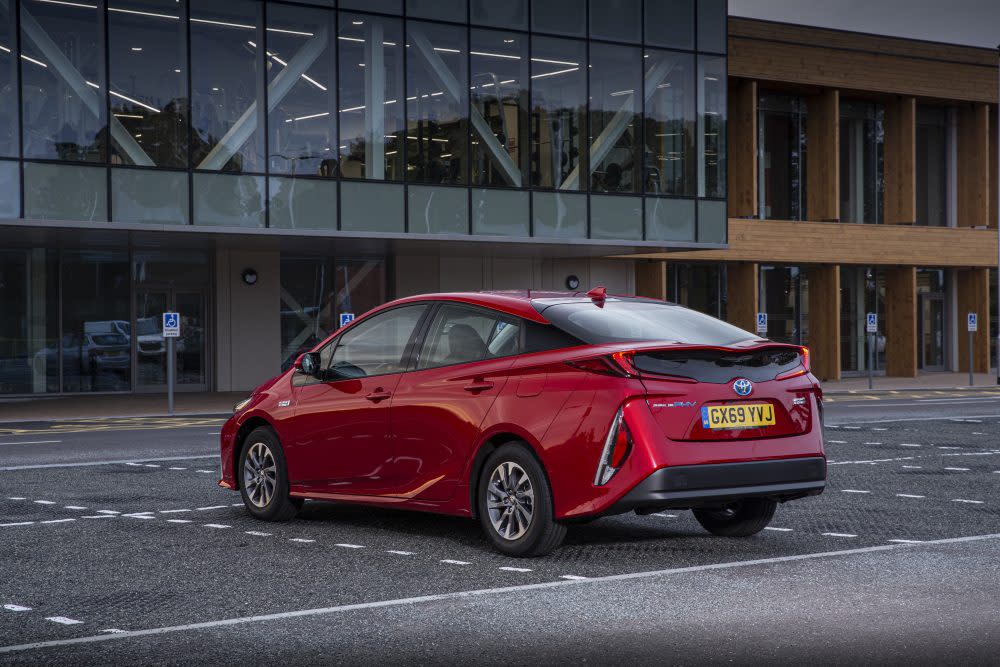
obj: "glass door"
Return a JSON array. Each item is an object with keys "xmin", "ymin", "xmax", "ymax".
[
  {"xmin": 134, "ymin": 288, "xmax": 208, "ymax": 391},
  {"xmin": 919, "ymin": 293, "xmax": 946, "ymax": 371}
]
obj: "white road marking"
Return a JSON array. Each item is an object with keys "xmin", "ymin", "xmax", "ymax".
[
  {"xmin": 159, "ymin": 509, "xmax": 192, "ymax": 514},
  {"xmin": 45, "ymin": 617, "xmax": 83, "ymax": 625},
  {"xmin": 0, "ymin": 440, "xmax": 62, "ymax": 446},
  {"xmin": 8, "ymin": 533, "xmax": 1000, "ymax": 655},
  {"xmin": 872, "ymin": 428, "xmax": 888, "ymax": 431},
  {"xmin": 888, "ymin": 539, "xmax": 923, "ymax": 544},
  {"xmin": 764, "ymin": 527, "xmax": 793, "ymax": 532},
  {"xmin": 899, "ymin": 443, "xmax": 922, "ymax": 447},
  {"xmin": 902, "ymin": 465, "xmax": 923, "ymax": 469},
  {"xmin": 952, "ymin": 499, "xmax": 985, "ymax": 504},
  {"xmin": 290, "ymin": 538, "xmax": 315, "ymax": 543},
  {"xmin": 245, "ymin": 531, "xmax": 271, "ymax": 537},
  {"xmin": 842, "ymin": 426, "xmax": 860, "ymax": 430},
  {"xmin": 440, "ymin": 559, "xmax": 470, "ymax": 565},
  {"xmin": 203, "ymin": 524, "xmax": 230, "ymax": 529},
  {"xmin": 827, "ymin": 440, "xmax": 847, "ymax": 444},
  {"xmin": 386, "ymin": 550, "xmax": 414, "ymax": 555},
  {"xmin": 0, "ymin": 521, "xmax": 34, "ymax": 527},
  {"xmin": 231, "ymin": 503, "xmax": 243, "ymax": 507},
  {"xmin": 122, "ymin": 512, "xmax": 155, "ymax": 518},
  {"xmin": 863, "ymin": 442, "xmax": 883, "ymax": 445},
  {"xmin": 335, "ymin": 544, "xmax": 364, "ymax": 549},
  {"xmin": 841, "ymin": 489, "xmax": 870, "ymax": 494},
  {"xmin": 1, "ymin": 454, "xmax": 217, "ymax": 471},
  {"xmin": 944, "ymin": 467, "xmax": 970, "ymax": 471},
  {"xmin": 3, "ymin": 604, "xmax": 31, "ymax": 612},
  {"xmin": 64, "ymin": 506, "xmax": 87, "ymax": 510},
  {"xmin": 830, "ymin": 413, "xmax": 1000, "ymax": 425},
  {"xmin": 651, "ymin": 513, "xmax": 677, "ymax": 518},
  {"xmin": 829, "ymin": 456, "xmax": 915, "ymax": 465},
  {"xmin": 896, "ymin": 494, "xmax": 925, "ymax": 499},
  {"xmin": 81, "ymin": 515, "xmax": 115, "ymax": 519},
  {"xmin": 125, "ymin": 463, "xmax": 142, "ymax": 467},
  {"xmin": 822, "ymin": 532, "xmax": 857, "ymax": 538},
  {"xmin": 143, "ymin": 464, "xmax": 160, "ymax": 468},
  {"xmin": 33, "ymin": 500, "xmax": 56, "ymax": 505},
  {"xmin": 938, "ymin": 446, "xmax": 961, "ymax": 450},
  {"xmin": 499, "ymin": 567, "xmax": 532, "ymax": 572},
  {"xmin": 97, "ymin": 510, "xmax": 120, "ymax": 515},
  {"xmin": 6, "ymin": 497, "xmax": 26, "ymax": 500},
  {"xmin": 166, "ymin": 520, "xmax": 192, "ymax": 524},
  {"xmin": 40, "ymin": 519, "xmax": 75, "ymax": 524},
  {"xmin": 196, "ymin": 470, "xmax": 214, "ymax": 474},
  {"xmin": 168, "ymin": 467, "xmax": 187, "ymax": 471},
  {"xmin": 195, "ymin": 505, "xmax": 228, "ymax": 511},
  {"xmin": 100, "ymin": 629, "xmax": 127, "ymax": 634}
]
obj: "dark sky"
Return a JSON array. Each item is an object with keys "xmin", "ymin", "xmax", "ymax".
[{"xmin": 729, "ymin": 0, "xmax": 1000, "ymax": 49}]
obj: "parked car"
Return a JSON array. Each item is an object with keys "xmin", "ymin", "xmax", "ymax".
[{"xmin": 219, "ymin": 289, "xmax": 826, "ymax": 556}]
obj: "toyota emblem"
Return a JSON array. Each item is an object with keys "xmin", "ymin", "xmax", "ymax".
[{"xmin": 732, "ymin": 378, "xmax": 753, "ymax": 397}]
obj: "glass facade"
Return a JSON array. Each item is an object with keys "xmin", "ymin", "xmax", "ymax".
[
  {"xmin": 759, "ymin": 265, "xmax": 808, "ymax": 346},
  {"xmin": 758, "ymin": 93, "xmax": 806, "ymax": 220},
  {"xmin": 839, "ymin": 101, "xmax": 883, "ymax": 224},
  {"xmin": 916, "ymin": 105, "xmax": 948, "ymax": 227},
  {"xmin": 0, "ymin": 0, "xmax": 726, "ymax": 243},
  {"xmin": 839, "ymin": 266, "xmax": 885, "ymax": 374}
]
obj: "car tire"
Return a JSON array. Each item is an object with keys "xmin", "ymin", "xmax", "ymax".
[
  {"xmin": 476, "ymin": 443, "xmax": 566, "ymax": 557},
  {"xmin": 238, "ymin": 427, "xmax": 302, "ymax": 521},
  {"xmin": 693, "ymin": 498, "xmax": 777, "ymax": 537}
]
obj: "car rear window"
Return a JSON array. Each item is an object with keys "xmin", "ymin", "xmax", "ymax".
[{"xmin": 535, "ymin": 299, "xmax": 756, "ymax": 346}]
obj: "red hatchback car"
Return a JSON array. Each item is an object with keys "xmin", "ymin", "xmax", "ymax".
[{"xmin": 219, "ymin": 289, "xmax": 826, "ymax": 556}]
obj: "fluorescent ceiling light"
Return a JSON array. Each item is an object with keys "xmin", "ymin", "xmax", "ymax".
[
  {"xmin": 114, "ymin": 113, "xmax": 143, "ymax": 119},
  {"xmin": 267, "ymin": 27, "xmax": 314, "ymax": 37},
  {"xmin": 20, "ymin": 54, "xmax": 47, "ymax": 68},
  {"xmin": 108, "ymin": 7, "xmax": 178, "ymax": 20},
  {"xmin": 470, "ymin": 51, "xmax": 520, "ymax": 60},
  {"xmin": 33, "ymin": 0, "xmax": 97, "ymax": 9},
  {"xmin": 531, "ymin": 66, "xmax": 578, "ymax": 80},
  {"xmin": 110, "ymin": 90, "xmax": 160, "ymax": 113},
  {"xmin": 0, "ymin": 45, "xmax": 10, "ymax": 53},
  {"xmin": 285, "ymin": 111, "xmax": 330, "ymax": 123},
  {"xmin": 609, "ymin": 89, "xmax": 634, "ymax": 97},
  {"xmin": 531, "ymin": 57, "xmax": 578, "ymax": 66},
  {"xmin": 433, "ymin": 47, "xmax": 461, "ymax": 54}
]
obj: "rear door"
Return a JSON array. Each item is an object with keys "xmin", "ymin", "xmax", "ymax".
[{"xmin": 388, "ymin": 303, "xmax": 521, "ymax": 501}]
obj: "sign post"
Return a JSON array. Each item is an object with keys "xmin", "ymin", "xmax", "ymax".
[
  {"xmin": 968, "ymin": 312, "xmax": 977, "ymax": 387},
  {"xmin": 866, "ymin": 313, "xmax": 878, "ymax": 390},
  {"xmin": 162, "ymin": 312, "xmax": 180, "ymax": 416},
  {"xmin": 756, "ymin": 312, "xmax": 768, "ymax": 336}
]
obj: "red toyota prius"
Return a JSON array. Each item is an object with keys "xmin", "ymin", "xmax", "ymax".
[{"xmin": 219, "ymin": 289, "xmax": 826, "ymax": 556}]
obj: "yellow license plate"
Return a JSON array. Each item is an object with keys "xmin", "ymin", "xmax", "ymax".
[{"xmin": 701, "ymin": 403, "xmax": 775, "ymax": 429}]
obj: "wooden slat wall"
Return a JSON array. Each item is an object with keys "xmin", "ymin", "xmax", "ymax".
[
  {"xmin": 884, "ymin": 96, "xmax": 916, "ymax": 225},
  {"xmin": 957, "ymin": 103, "xmax": 991, "ymax": 228},
  {"xmin": 885, "ymin": 267, "xmax": 918, "ymax": 377},
  {"xmin": 957, "ymin": 269, "xmax": 991, "ymax": 373},
  {"xmin": 806, "ymin": 89, "xmax": 840, "ymax": 222},
  {"xmin": 632, "ymin": 219, "xmax": 999, "ymax": 268},
  {"xmin": 728, "ymin": 37, "xmax": 997, "ymax": 104},
  {"xmin": 635, "ymin": 261, "xmax": 667, "ymax": 300},
  {"xmin": 808, "ymin": 265, "xmax": 841, "ymax": 381},
  {"xmin": 728, "ymin": 78, "xmax": 758, "ymax": 218},
  {"xmin": 726, "ymin": 262, "xmax": 758, "ymax": 332},
  {"xmin": 990, "ymin": 106, "xmax": 998, "ymax": 230}
]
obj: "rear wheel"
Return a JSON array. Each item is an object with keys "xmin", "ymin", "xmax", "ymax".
[
  {"xmin": 476, "ymin": 443, "xmax": 566, "ymax": 557},
  {"xmin": 693, "ymin": 498, "xmax": 776, "ymax": 537},
  {"xmin": 239, "ymin": 427, "xmax": 302, "ymax": 521}
]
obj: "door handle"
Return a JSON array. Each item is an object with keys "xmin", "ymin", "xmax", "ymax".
[
  {"xmin": 365, "ymin": 389, "xmax": 392, "ymax": 402},
  {"xmin": 463, "ymin": 379, "xmax": 494, "ymax": 393}
]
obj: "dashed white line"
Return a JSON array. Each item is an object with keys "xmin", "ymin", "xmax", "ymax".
[
  {"xmin": 386, "ymin": 550, "xmax": 414, "ymax": 555},
  {"xmin": 33, "ymin": 500, "xmax": 56, "ymax": 505},
  {"xmin": 335, "ymin": 543, "xmax": 364, "ymax": 549},
  {"xmin": 124, "ymin": 463, "xmax": 143, "ymax": 467},
  {"xmin": 841, "ymin": 489, "xmax": 871, "ymax": 494},
  {"xmin": 143, "ymin": 464, "xmax": 160, "ymax": 468},
  {"xmin": 902, "ymin": 465, "xmax": 923, "ymax": 469},
  {"xmin": 166, "ymin": 519, "xmax": 193, "ymax": 524},
  {"xmin": 827, "ymin": 440, "xmax": 847, "ymax": 444},
  {"xmin": 0, "ymin": 522, "xmax": 34, "ymax": 527},
  {"xmin": 938, "ymin": 446, "xmax": 961, "ymax": 450},
  {"xmin": 40, "ymin": 519, "xmax": 75, "ymax": 524},
  {"xmin": 202, "ymin": 524, "xmax": 231, "ymax": 529},
  {"xmin": 64, "ymin": 506, "xmax": 88, "ymax": 510},
  {"xmin": 863, "ymin": 442, "xmax": 883, "ymax": 445},
  {"xmin": 100, "ymin": 629, "xmax": 127, "ymax": 634},
  {"xmin": 290, "ymin": 538, "xmax": 315, "ymax": 543},
  {"xmin": 651, "ymin": 513, "xmax": 677, "ymax": 518},
  {"xmin": 888, "ymin": 539, "xmax": 923, "ymax": 544},
  {"xmin": 159, "ymin": 509, "xmax": 192, "ymax": 514},
  {"xmin": 560, "ymin": 575, "xmax": 587, "ymax": 580},
  {"xmin": 944, "ymin": 467, "xmax": 970, "ymax": 472},
  {"xmin": 898, "ymin": 443, "xmax": 922, "ymax": 447},
  {"xmin": 499, "ymin": 567, "xmax": 533, "ymax": 572},
  {"xmin": 46, "ymin": 617, "xmax": 83, "ymax": 625},
  {"xmin": 3, "ymin": 604, "xmax": 31, "ymax": 612},
  {"xmin": 952, "ymin": 499, "xmax": 985, "ymax": 505},
  {"xmin": 96, "ymin": 510, "xmax": 120, "ymax": 515},
  {"xmin": 168, "ymin": 467, "xmax": 187, "ymax": 471},
  {"xmin": 896, "ymin": 494, "xmax": 925, "ymax": 499},
  {"xmin": 195, "ymin": 470, "xmax": 214, "ymax": 474},
  {"xmin": 245, "ymin": 531, "xmax": 272, "ymax": 537},
  {"xmin": 440, "ymin": 559, "xmax": 471, "ymax": 566},
  {"xmin": 195, "ymin": 505, "xmax": 228, "ymax": 511},
  {"xmin": 81, "ymin": 515, "xmax": 115, "ymax": 519},
  {"xmin": 822, "ymin": 532, "xmax": 858, "ymax": 538},
  {"xmin": 6, "ymin": 497, "xmax": 26, "ymax": 501},
  {"xmin": 121, "ymin": 512, "xmax": 155, "ymax": 519},
  {"xmin": 872, "ymin": 428, "xmax": 888, "ymax": 431},
  {"xmin": 764, "ymin": 527, "xmax": 793, "ymax": 532}
]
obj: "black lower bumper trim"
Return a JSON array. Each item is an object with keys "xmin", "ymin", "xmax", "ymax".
[{"xmin": 607, "ymin": 457, "xmax": 826, "ymax": 515}]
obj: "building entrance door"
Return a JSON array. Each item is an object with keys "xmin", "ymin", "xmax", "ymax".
[
  {"xmin": 134, "ymin": 288, "xmax": 208, "ymax": 392},
  {"xmin": 918, "ymin": 293, "xmax": 946, "ymax": 371}
]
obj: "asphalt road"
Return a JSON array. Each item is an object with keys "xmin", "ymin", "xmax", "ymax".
[{"xmin": 0, "ymin": 394, "xmax": 998, "ymax": 664}]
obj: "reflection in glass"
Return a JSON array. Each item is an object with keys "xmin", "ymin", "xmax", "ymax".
[
  {"xmin": 61, "ymin": 251, "xmax": 131, "ymax": 392},
  {"xmin": 839, "ymin": 101, "xmax": 883, "ymax": 224},
  {"xmin": 0, "ymin": 160, "xmax": 18, "ymax": 217},
  {"xmin": 192, "ymin": 173, "xmax": 265, "ymax": 227},
  {"xmin": 697, "ymin": 0, "xmax": 728, "ymax": 53},
  {"xmin": 340, "ymin": 181, "xmax": 404, "ymax": 232},
  {"xmin": 643, "ymin": 50, "xmax": 695, "ymax": 196},
  {"xmin": 268, "ymin": 176, "xmax": 337, "ymax": 229},
  {"xmin": 470, "ymin": 29, "xmax": 528, "ymax": 187},
  {"xmin": 758, "ymin": 93, "xmax": 806, "ymax": 220},
  {"xmin": 406, "ymin": 20, "xmax": 468, "ymax": 184},
  {"xmin": 759, "ymin": 265, "xmax": 808, "ymax": 346},
  {"xmin": 532, "ymin": 0, "xmax": 584, "ymax": 37},
  {"xmin": 112, "ymin": 169, "xmax": 189, "ymax": 224},
  {"xmin": 698, "ymin": 56, "xmax": 726, "ymax": 199},
  {"xmin": 190, "ymin": 0, "xmax": 264, "ymax": 173},
  {"xmin": 470, "ymin": 0, "xmax": 527, "ymax": 30},
  {"xmin": 532, "ymin": 191, "xmax": 586, "ymax": 238},
  {"xmin": 20, "ymin": 0, "xmax": 106, "ymax": 162},
  {"xmin": 24, "ymin": 162, "xmax": 107, "ymax": 221},
  {"xmin": 267, "ymin": 3, "xmax": 337, "ymax": 177},
  {"xmin": 697, "ymin": 199, "xmax": 727, "ymax": 243},
  {"xmin": 669, "ymin": 262, "xmax": 724, "ymax": 318},
  {"xmin": 839, "ymin": 266, "xmax": 885, "ymax": 373},
  {"xmin": 589, "ymin": 43, "xmax": 640, "ymax": 193},
  {"xmin": 0, "ymin": 249, "xmax": 58, "ymax": 394},
  {"xmin": 407, "ymin": 0, "xmax": 465, "ymax": 22},
  {"xmin": 338, "ymin": 13, "xmax": 404, "ymax": 181},
  {"xmin": 590, "ymin": 195, "xmax": 641, "ymax": 240},
  {"xmin": 644, "ymin": 0, "xmax": 693, "ymax": 49},
  {"xmin": 645, "ymin": 197, "xmax": 694, "ymax": 241},
  {"xmin": 408, "ymin": 185, "xmax": 468, "ymax": 234},
  {"xmin": 108, "ymin": 0, "xmax": 187, "ymax": 167},
  {"xmin": 0, "ymin": 0, "xmax": 18, "ymax": 156},
  {"xmin": 589, "ymin": 0, "xmax": 639, "ymax": 43},
  {"xmin": 916, "ymin": 106, "xmax": 947, "ymax": 227},
  {"xmin": 472, "ymin": 189, "xmax": 529, "ymax": 236},
  {"xmin": 530, "ymin": 36, "xmax": 586, "ymax": 190}
]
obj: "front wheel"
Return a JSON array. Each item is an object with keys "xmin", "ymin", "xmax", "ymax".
[
  {"xmin": 693, "ymin": 498, "xmax": 777, "ymax": 537},
  {"xmin": 238, "ymin": 427, "xmax": 302, "ymax": 521},
  {"xmin": 476, "ymin": 443, "xmax": 566, "ymax": 557}
]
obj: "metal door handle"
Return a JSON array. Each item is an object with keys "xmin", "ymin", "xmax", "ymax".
[
  {"xmin": 365, "ymin": 389, "xmax": 392, "ymax": 402},
  {"xmin": 463, "ymin": 380, "xmax": 494, "ymax": 392}
]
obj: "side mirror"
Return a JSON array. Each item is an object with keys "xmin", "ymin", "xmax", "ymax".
[{"xmin": 294, "ymin": 352, "xmax": 321, "ymax": 376}]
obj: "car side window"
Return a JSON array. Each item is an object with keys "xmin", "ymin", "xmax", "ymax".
[
  {"xmin": 326, "ymin": 304, "xmax": 427, "ymax": 379},
  {"xmin": 416, "ymin": 304, "xmax": 521, "ymax": 370}
]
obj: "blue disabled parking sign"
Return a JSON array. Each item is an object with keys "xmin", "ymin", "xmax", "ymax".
[
  {"xmin": 866, "ymin": 312, "xmax": 878, "ymax": 334},
  {"xmin": 339, "ymin": 312, "xmax": 355, "ymax": 327},
  {"xmin": 756, "ymin": 312, "xmax": 767, "ymax": 335},
  {"xmin": 967, "ymin": 312, "xmax": 977, "ymax": 332},
  {"xmin": 162, "ymin": 312, "xmax": 180, "ymax": 338}
]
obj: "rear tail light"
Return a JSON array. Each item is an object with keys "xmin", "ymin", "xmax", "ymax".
[
  {"xmin": 775, "ymin": 346, "xmax": 810, "ymax": 380},
  {"xmin": 566, "ymin": 351, "xmax": 638, "ymax": 377},
  {"xmin": 594, "ymin": 407, "xmax": 633, "ymax": 486}
]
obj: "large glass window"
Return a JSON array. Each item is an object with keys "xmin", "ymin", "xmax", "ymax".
[
  {"xmin": 406, "ymin": 20, "xmax": 468, "ymax": 185},
  {"xmin": 758, "ymin": 93, "xmax": 806, "ymax": 220},
  {"xmin": 916, "ymin": 105, "xmax": 947, "ymax": 227},
  {"xmin": 190, "ymin": 0, "xmax": 264, "ymax": 173},
  {"xmin": 590, "ymin": 0, "xmax": 639, "ymax": 43},
  {"xmin": 532, "ymin": 0, "xmax": 585, "ymax": 38},
  {"xmin": 0, "ymin": 249, "xmax": 58, "ymax": 394},
  {"xmin": 669, "ymin": 263, "xmax": 725, "ymax": 319},
  {"xmin": 840, "ymin": 266, "xmax": 885, "ymax": 374},
  {"xmin": 697, "ymin": 0, "xmax": 727, "ymax": 53},
  {"xmin": 470, "ymin": 29, "xmax": 528, "ymax": 188},
  {"xmin": 20, "ymin": 0, "xmax": 106, "ymax": 162},
  {"xmin": 471, "ymin": 0, "xmax": 527, "ymax": 30},
  {"xmin": 644, "ymin": 0, "xmax": 693, "ymax": 50},
  {"xmin": 108, "ymin": 0, "xmax": 187, "ymax": 168},
  {"xmin": 839, "ymin": 101, "xmax": 884, "ymax": 224},
  {"xmin": 697, "ymin": 55, "xmax": 726, "ymax": 199},
  {"xmin": 589, "ymin": 43, "xmax": 640, "ymax": 193},
  {"xmin": 338, "ymin": 13, "xmax": 404, "ymax": 181},
  {"xmin": 530, "ymin": 36, "xmax": 586, "ymax": 190},
  {"xmin": 267, "ymin": 3, "xmax": 337, "ymax": 177},
  {"xmin": 759, "ymin": 265, "xmax": 808, "ymax": 345},
  {"xmin": 0, "ymin": 0, "xmax": 18, "ymax": 157},
  {"xmin": 643, "ymin": 49, "xmax": 695, "ymax": 196}
]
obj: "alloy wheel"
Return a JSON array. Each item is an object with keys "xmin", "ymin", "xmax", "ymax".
[
  {"xmin": 243, "ymin": 441, "xmax": 277, "ymax": 508},
  {"xmin": 486, "ymin": 461, "xmax": 535, "ymax": 540}
]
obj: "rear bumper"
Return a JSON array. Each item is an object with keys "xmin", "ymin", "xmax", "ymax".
[{"xmin": 606, "ymin": 456, "xmax": 826, "ymax": 515}]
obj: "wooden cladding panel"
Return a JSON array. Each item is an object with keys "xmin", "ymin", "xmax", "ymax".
[
  {"xmin": 884, "ymin": 97, "xmax": 916, "ymax": 225},
  {"xmin": 635, "ymin": 261, "xmax": 667, "ymax": 300},
  {"xmin": 990, "ymin": 106, "xmax": 998, "ymax": 230},
  {"xmin": 631, "ymin": 219, "xmax": 1000, "ymax": 269},
  {"xmin": 806, "ymin": 89, "xmax": 840, "ymax": 222},
  {"xmin": 728, "ymin": 38, "xmax": 998, "ymax": 104},
  {"xmin": 728, "ymin": 79, "xmax": 758, "ymax": 218},
  {"xmin": 957, "ymin": 269, "xmax": 991, "ymax": 374},
  {"xmin": 725, "ymin": 262, "xmax": 758, "ymax": 332},
  {"xmin": 808, "ymin": 265, "xmax": 841, "ymax": 381},
  {"xmin": 884, "ymin": 267, "xmax": 918, "ymax": 378},
  {"xmin": 957, "ymin": 104, "xmax": 991, "ymax": 228}
]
